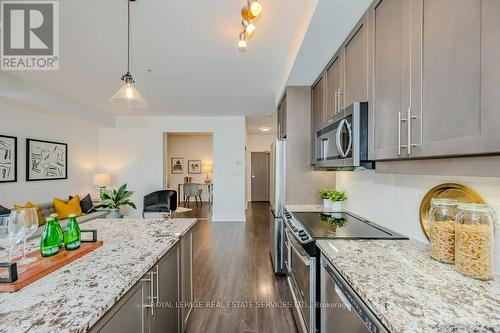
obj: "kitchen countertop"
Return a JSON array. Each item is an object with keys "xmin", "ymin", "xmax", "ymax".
[
  {"xmin": 317, "ymin": 239, "xmax": 500, "ymax": 333},
  {"xmin": 0, "ymin": 217, "xmax": 197, "ymax": 333},
  {"xmin": 285, "ymin": 204, "xmax": 324, "ymax": 212}
]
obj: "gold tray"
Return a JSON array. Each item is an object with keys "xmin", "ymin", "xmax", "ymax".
[{"xmin": 419, "ymin": 183, "xmax": 485, "ymax": 239}]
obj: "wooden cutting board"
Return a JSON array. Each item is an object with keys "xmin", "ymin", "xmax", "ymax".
[{"xmin": 0, "ymin": 241, "xmax": 103, "ymax": 292}]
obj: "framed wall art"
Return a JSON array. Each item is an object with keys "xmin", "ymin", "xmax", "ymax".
[
  {"xmin": 26, "ymin": 139, "xmax": 68, "ymax": 181},
  {"xmin": 188, "ymin": 160, "xmax": 201, "ymax": 174},
  {"xmin": 171, "ymin": 157, "xmax": 184, "ymax": 174},
  {"xmin": 0, "ymin": 135, "xmax": 17, "ymax": 183}
]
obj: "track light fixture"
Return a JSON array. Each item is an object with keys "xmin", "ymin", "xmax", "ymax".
[{"xmin": 237, "ymin": 0, "xmax": 262, "ymax": 51}]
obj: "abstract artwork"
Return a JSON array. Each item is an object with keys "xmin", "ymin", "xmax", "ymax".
[
  {"xmin": 0, "ymin": 135, "xmax": 17, "ymax": 183},
  {"xmin": 171, "ymin": 157, "xmax": 184, "ymax": 174},
  {"xmin": 27, "ymin": 139, "xmax": 67, "ymax": 181},
  {"xmin": 188, "ymin": 160, "xmax": 201, "ymax": 174}
]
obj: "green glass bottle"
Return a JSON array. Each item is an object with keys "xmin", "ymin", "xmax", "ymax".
[
  {"xmin": 50, "ymin": 213, "xmax": 64, "ymax": 248},
  {"xmin": 64, "ymin": 214, "xmax": 81, "ymax": 251},
  {"xmin": 40, "ymin": 217, "xmax": 60, "ymax": 257}
]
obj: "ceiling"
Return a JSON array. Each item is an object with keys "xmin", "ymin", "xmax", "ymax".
[
  {"xmin": 7, "ymin": 0, "xmax": 373, "ymax": 135},
  {"xmin": 8, "ymin": 0, "xmax": 315, "ymax": 120}
]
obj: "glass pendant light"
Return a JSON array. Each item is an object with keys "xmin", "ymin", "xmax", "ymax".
[
  {"xmin": 248, "ymin": 0, "xmax": 262, "ymax": 17},
  {"xmin": 110, "ymin": 0, "xmax": 148, "ymax": 108}
]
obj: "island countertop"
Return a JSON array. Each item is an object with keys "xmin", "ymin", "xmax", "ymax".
[
  {"xmin": 0, "ymin": 217, "xmax": 197, "ymax": 333},
  {"xmin": 317, "ymin": 239, "xmax": 500, "ymax": 333}
]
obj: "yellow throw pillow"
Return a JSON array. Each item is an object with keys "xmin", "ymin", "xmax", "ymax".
[
  {"xmin": 14, "ymin": 202, "xmax": 45, "ymax": 225},
  {"xmin": 53, "ymin": 196, "xmax": 82, "ymax": 220}
]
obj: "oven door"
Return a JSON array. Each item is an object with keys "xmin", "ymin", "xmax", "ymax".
[{"xmin": 286, "ymin": 229, "xmax": 316, "ymax": 333}]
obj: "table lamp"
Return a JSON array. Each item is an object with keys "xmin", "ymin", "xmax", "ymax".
[
  {"xmin": 202, "ymin": 163, "xmax": 213, "ymax": 184},
  {"xmin": 93, "ymin": 173, "xmax": 112, "ymax": 193}
]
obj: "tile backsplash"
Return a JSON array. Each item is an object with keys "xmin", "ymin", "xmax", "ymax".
[{"xmin": 336, "ymin": 170, "xmax": 500, "ymax": 275}]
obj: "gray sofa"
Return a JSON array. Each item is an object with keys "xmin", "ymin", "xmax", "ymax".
[{"xmin": 0, "ymin": 202, "xmax": 109, "ymax": 239}]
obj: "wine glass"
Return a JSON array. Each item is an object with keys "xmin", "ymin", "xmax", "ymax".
[
  {"xmin": 0, "ymin": 212, "xmax": 25, "ymax": 263},
  {"xmin": 16, "ymin": 208, "xmax": 39, "ymax": 265}
]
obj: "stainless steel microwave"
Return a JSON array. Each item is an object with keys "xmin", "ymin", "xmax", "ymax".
[{"xmin": 314, "ymin": 102, "xmax": 373, "ymax": 169}]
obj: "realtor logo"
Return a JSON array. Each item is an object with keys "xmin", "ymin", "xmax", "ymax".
[{"xmin": 1, "ymin": 1, "xmax": 59, "ymax": 70}]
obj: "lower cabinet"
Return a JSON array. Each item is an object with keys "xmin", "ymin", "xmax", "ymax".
[
  {"xmin": 90, "ymin": 234, "xmax": 194, "ymax": 333},
  {"xmin": 180, "ymin": 230, "xmax": 193, "ymax": 332}
]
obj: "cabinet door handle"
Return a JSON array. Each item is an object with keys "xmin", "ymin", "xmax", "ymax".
[
  {"xmin": 407, "ymin": 107, "xmax": 411, "ymax": 156},
  {"xmin": 334, "ymin": 91, "xmax": 338, "ymax": 114},
  {"xmin": 398, "ymin": 111, "xmax": 401, "ymax": 156},
  {"xmin": 155, "ymin": 265, "xmax": 160, "ymax": 304},
  {"xmin": 141, "ymin": 271, "xmax": 155, "ymax": 316}
]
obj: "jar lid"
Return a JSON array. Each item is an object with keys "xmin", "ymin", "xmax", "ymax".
[
  {"xmin": 430, "ymin": 198, "xmax": 458, "ymax": 206},
  {"xmin": 457, "ymin": 203, "xmax": 494, "ymax": 214}
]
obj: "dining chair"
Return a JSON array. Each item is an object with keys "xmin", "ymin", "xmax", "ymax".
[{"xmin": 183, "ymin": 183, "xmax": 202, "ymax": 207}]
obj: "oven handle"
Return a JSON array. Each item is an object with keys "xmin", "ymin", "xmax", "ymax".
[{"xmin": 286, "ymin": 230, "xmax": 311, "ymax": 266}]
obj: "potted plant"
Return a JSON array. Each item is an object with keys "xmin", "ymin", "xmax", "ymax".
[
  {"xmin": 328, "ymin": 190, "xmax": 347, "ymax": 212},
  {"xmin": 91, "ymin": 183, "xmax": 136, "ymax": 219},
  {"xmin": 320, "ymin": 189, "xmax": 333, "ymax": 211}
]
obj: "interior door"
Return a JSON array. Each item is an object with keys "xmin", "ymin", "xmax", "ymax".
[{"xmin": 251, "ymin": 152, "xmax": 270, "ymax": 202}]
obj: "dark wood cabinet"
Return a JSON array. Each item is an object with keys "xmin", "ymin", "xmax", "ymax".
[
  {"xmin": 342, "ymin": 12, "xmax": 368, "ymax": 109},
  {"xmin": 326, "ymin": 52, "xmax": 342, "ymax": 120},
  {"xmin": 408, "ymin": 0, "xmax": 500, "ymax": 158},
  {"xmin": 180, "ymin": 231, "xmax": 193, "ymax": 332},
  {"xmin": 90, "ymin": 239, "xmax": 188, "ymax": 333}
]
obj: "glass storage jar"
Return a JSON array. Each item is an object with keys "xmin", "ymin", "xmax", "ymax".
[
  {"xmin": 429, "ymin": 198, "xmax": 458, "ymax": 263},
  {"xmin": 455, "ymin": 203, "xmax": 495, "ymax": 280}
]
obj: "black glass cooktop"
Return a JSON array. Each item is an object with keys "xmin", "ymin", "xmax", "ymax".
[{"xmin": 291, "ymin": 211, "xmax": 407, "ymax": 240}]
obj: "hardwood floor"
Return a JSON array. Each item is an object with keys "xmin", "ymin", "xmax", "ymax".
[
  {"xmin": 174, "ymin": 202, "xmax": 212, "ymax": 219},
  {"xmin": 186, "ymin": 202, "xmax": 298, "ymax": 333}
]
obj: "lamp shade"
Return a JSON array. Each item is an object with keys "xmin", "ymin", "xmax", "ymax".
[
  {"xmin": 93, "ymin": 173, "xmax": 112, "ymax": 187},
  {"xmin": 202, "ymin": 163, "xmax": 213, "ymax": 173},
  {"xmin": 110, "ymin": 82, "xmax": 148, "ymax": 108}
]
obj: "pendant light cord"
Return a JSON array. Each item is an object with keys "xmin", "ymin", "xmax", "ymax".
[{"xmin": 127, "ymin": 0, "xmax": 130, "ymax": 73}]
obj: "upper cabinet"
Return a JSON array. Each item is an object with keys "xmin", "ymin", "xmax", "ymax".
[
  {"xmin": 369, "ymin": 0, "xmax": 500, "ymax": 160},
  {"xmin": 326, "ymin": 51, "xmax": 342, "ymax": 120},
  {"xmin": 409, "ymin": 0, "xmax": 500, "ymax": 158},
  {"xmin": 368, "ymin": 0, "xmax": 407, "ymax": 160},
  {"xmin": 311, "ymin": 74, "xmax": 326, "ymax": 132},
  {"xmin": 342, "ymin": 13, "xmax": 368, "ymax": 109},
  {"xmin": 309, "ymin": 0, "xmax": 500, "ymax": 164}
]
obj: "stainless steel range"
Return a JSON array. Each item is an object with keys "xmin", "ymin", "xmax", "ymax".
[{"xmin": 283, "ymin": 210, "xmax": 407, "ymax": 333}]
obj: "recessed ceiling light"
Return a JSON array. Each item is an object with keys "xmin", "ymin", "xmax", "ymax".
[{"xmin": 259, "ymin": 127, "xmax": 271, "ymax": 132}]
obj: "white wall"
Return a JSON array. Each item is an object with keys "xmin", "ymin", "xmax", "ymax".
[
  {"xmin": 0, "ymin": 103, "xmax": 100, "ymax": 208},
  {"xmin": 336, "ymin": 170, "xmax": 500, "ymax": 274},
  {"xmin": 99, "ymin": 116, "xmax": 246, "ymax": 222},
  {"xmin": 246, "ymin": 134, "xmax": 275, "ymax": 205},
  {"xmin": 166, "ymin": 134, "xmax": 213, "ymax": 202}
]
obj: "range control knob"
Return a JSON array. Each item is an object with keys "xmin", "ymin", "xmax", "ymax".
[
  {"xmin": 300, "ymin": 235, "xmax": 309, "ymax": 241},
  {"xmin": 298, "ymin": 230, "xmax": 306, "ymax": 236}
]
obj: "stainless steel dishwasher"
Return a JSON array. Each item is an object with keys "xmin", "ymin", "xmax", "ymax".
[{"xmin": 320, "ymin": 255, "xmax": 388, "ymax": 333}]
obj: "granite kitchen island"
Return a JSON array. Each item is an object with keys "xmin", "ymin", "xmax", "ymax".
[{"xmin": 0, "ymin": 217, "xmax": 197, "ymax": 333}]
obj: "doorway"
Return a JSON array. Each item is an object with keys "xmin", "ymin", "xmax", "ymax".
[
  {"xmin": 164, "ymin": 132, "xmax": 213, "ymax": 216},
  {"xmin": 251, "ymin": 152, "xmax": 270, "ymax": 202}
]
